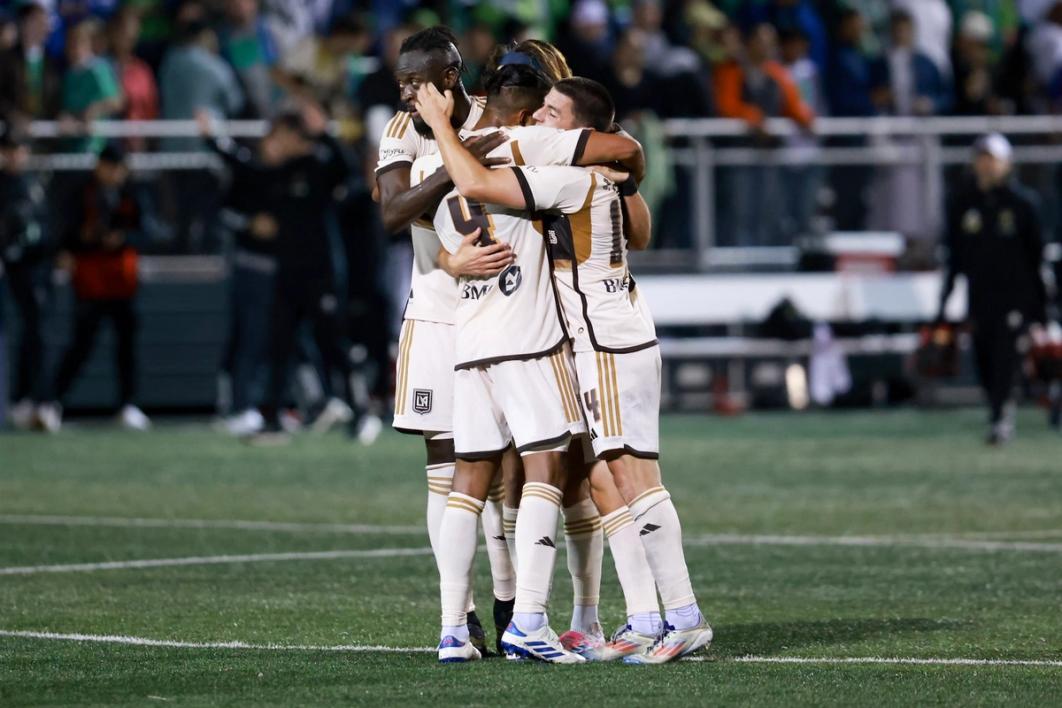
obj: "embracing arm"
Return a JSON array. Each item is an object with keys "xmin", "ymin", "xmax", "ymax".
[
  {"xmin": 377, "ymin": 165, "xmax": 455, "ymax": 234},
  {"xmin": 623, "ymin": 193, "xmax": 652, "ymax": 250},
  {"xmin": 576, "ymin": 131, "xmax": 646, "ymax": 183}
]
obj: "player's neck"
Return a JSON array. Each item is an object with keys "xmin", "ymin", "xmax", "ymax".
[{"xmin": 474, "ymin": 107, "xmax": 510, "ymax": 131}]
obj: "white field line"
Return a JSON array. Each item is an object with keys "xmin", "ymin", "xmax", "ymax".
[
  {"xmin": 0, "ymin": 630, "xmax": 434, "ymax": 653},
  {"xmin": 0, "ymin": 514, "xmax": 423, "ymax": 535},
  {"xmin": 685, "ymin": 534, "xmax": 1062, "ymax": 553},
  {"xmin": 2, "ymin": 630, "xmax": 1060, "ymax": 668},
  {"xmin": 0, "ymin": 547, "xmax": 433, "ymax": 576},
  {"xmin": 5, "ymin": 513, "xmax": 1062, "ymax": 544}
]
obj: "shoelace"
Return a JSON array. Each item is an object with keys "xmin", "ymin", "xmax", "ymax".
[{"xmin": 648, "ymin": 623, "xmax": 677, "ymax": 653}]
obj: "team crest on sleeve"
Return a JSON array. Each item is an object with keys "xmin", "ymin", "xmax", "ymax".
[{"xmin": 413, "ymin": 389, "xmax": 433, "ymax": 414}]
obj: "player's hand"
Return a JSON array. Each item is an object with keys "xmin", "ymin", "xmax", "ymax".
[
  {"xmin": 589, "ymin": 164, "xmax": 630, "ymax": 184},
  {"xmin": 415, "ymin": 83, "xmax": 454, "ymax": 130},
  {"xmin": 449, "ymin": 228, "xmax": 514, "ymax": 277},
  {"xmin": 462, "ymin": 131, "xmax": 509, "ymax": 167},
  {"xmin": 195, "ymin": 109, "xmax": 215, "ymax": 137}
]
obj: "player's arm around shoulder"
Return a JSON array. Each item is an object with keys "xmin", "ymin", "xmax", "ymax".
[{"xmin": 414, "ymin": 83, "xmax": 525, "ymax": 211}]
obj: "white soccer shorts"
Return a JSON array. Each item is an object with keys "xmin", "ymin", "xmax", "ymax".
[
  {"xmin": 393, "ymin": 319, "xmax": 455, "ymax": 435},
  {"xmin": 453, "ymin": 345, "xmax": 587, "ymax": 459},
  {"xmin": 573, "ymin": 345, "xmax": 661, "ymax": 459}
]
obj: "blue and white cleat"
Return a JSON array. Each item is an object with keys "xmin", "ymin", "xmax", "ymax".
[
  {"xmin": 623, "ymin": 618, "xmax": 713, "ymax": 664},
  {"xmin": 437, "ymin": 635, "xmax": 482, "ymax": 664},
  {"xmin": 500, "ymin": 621, "xmax": 586, "ymax": 664}
]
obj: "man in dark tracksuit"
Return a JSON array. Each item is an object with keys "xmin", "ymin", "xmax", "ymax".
[
  {"xmin": 938, "ymin": 133, "xmax": 1048, "ymax": 444},
  {"xmin": 0, "ymin": 122, "xmax": 52, "ymax": 429},
  {"xmin": 202, "ymin": 116, "xmax": 279, "ymax": 435},
  {"xmin": 248, "ymin": 107, "xmax": 363, "ymax": 441}
]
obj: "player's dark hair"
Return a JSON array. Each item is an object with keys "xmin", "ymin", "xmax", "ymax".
[
  {"xmin": 484, "ymin": 63, "xmax": 553, "ymax": 115},
  {"xmin": 552, "ymin": 77, "xmax": 615, "ymax": 132},
  {"xmin": 399, "ymin": 25, "xmax": 463, "ymax": 71},
  {"xmin": 484, "ymin": 39, "xmax": 572, "ymax": 85}
]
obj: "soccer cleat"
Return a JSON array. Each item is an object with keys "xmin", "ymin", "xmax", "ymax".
[
  {"xmin": 311, "ymin": 397, "xmax": 353, "ymax": 434},
  {"xmin": 223, "ymin": 408, "xmax": 265, "ymax": 437},
  {"xmin": 493, "ymin": 597, "xmax": 515, "ymax": 655},
  {"xmin": 467, "ymin": 610, "xmax": 493, "ymax": 658},
  {"xmin": 437, "ymin": 635, "xmax": 481, "ymax": 664},
  {"xmin": 596, "ymin": 624, "xmax": 659, "ymax": 662},
  {"xmin": 354, "ymin": 413, "xmax": 383, "ymax": 445},
  {"xmin": 36, "ymin": 402, "xmax": 62, "ymax": 433},
  {"xmin": 559, "ymin": 623, "xmax": 605, "ymax": 660},
  {"xmin": 9, "ymin": 399, "xmax": 36, "ymax": 430},
  {"xmin": 623, "ymin": 619, "xmax": 713, "ymax": 665},
  {"xmin": 500, "ymin": 621, "xmax": 586, "ymax": 664},
  {"xmin": 118, "ymin": 404, "xmax": 151, "ymax": 431}
]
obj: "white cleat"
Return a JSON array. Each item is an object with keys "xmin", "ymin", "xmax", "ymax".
[
  {"xmin": 311, "ymin": 397, "xmax": 353, "ymax": 434},
  {"xmin": 623, "ymin": 618, "xmax": 713, "ymax": 664},
  {"xmin": 223, "ymin": 408, "xmax": 265, "ymax": 437},
  {"xmin": 355, "ymin": 413, "xmax": 382, "ymax": 445},
  {"xmin": 437, "ymin": 634, "xmax": 482, "ymax": 664},
  {"xmin": 500, "ymin": 621, "xmax": 586, "ymax": 664},
  {"xmin": 37, "ymin": 402, "xmax": 62, "ymax": 433},
  {"xmin": 10, "ymin": 399, "xmax": 36, "ymax": 430},
  {"xmin": 596, "ymin": 624, "xmax": 659, "ymax": 662},
  {"xmin": 118, "ymin": 404, "xmax": 151, "ymax": 431}
]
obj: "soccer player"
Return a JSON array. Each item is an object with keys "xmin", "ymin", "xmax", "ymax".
[
  {"xmin": 413, "ymin": 64, "xmax": 647, "ymax": 664},
  {"xmin": 375, "ymin": 26, "xmax": 517, "ymax": 657},
  {"xmin": 423, "ymin": 77, "xmax": 714, "ymax": 663}
]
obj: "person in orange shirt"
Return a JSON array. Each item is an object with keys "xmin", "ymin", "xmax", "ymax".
[{"xmin": 713, "ymin": 23, "xmax": 815, "ymax": 247}]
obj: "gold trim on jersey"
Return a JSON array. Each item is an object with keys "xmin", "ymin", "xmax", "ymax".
[
  {"xmin": 552, "ymin": 257, "xmax": 572, "ymax": 272},
  {"xmin": 511, "ymin": 140, "xmax": 525, "ymax": 166},
  {"xmin": 549, "ymin": 352, "xmax": 580, "ymax": 424},
  {"xmin": 596, "ymin": 351, "xmax": 623, "ymax": 437},
  {"xmin": 395, "ymin": 320, "xmax": 415, "ymax": 415},
  {"xmin": 570, "ymin": 174, "xmax": 598, "ymax": 264},
  {"xmin": 385, "ymin": 112, "xmax": 412, "ymax": 139}
]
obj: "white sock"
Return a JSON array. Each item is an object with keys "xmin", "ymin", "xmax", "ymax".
[
  {"xmin": 513, "ymin": 482, "xmax": 563, "ymax": 615},
  {"xmin": 425, "ymin": 463, "xmax": 454, "ymax": 559},
  {"xmin": 437, "ymin": 492, "xmax": 483, "ymax": 628},
  {"xmin": 666, "ymin": 602, "xmax": 702, "ymax": 631},
  {"xmin": 502, "ymin": 504, "xmax": 519, "ymax": 570},
  {"xmin": 629, "ymin": 486, "xmax": 699, "ymax": 613},
  {"xmin": 602, "ymin": 506, "xmax": 660, "ymax": 619},
  {"xmin": 440, "ymin": 624, "xmax": 469, "ymax": 643},
  {"xmin": 563, "ymin": 497, "xmax": 603, "ymax": 632},
  {"xmin": 513, "ymin": 611, "xmax": 546, "ymax": 631},
  {"xmin": 482, "ymin": 479, "xmax": 516, "ymax": 601}
]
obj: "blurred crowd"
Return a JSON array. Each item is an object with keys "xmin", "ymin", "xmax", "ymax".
[{"xmin": 3, "ymin": 0, "xmax": 1062, "ymax": 431}]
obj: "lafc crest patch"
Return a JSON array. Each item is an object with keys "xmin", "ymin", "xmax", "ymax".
[
  {"xmin": 413, "ymin": 389, "xmax": 433, "ymax": 415},
  {"xmin": 962, "ymin": 209, "xmax": 982, "ymax": 234}
]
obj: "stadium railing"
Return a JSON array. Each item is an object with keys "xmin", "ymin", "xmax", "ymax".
[{"xmin": 22, "ymin": 115, "xmax": 1062, "ymax": 271}]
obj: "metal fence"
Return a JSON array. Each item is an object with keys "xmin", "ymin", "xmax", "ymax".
[{"xmin": 20, "ymin": 115, "xmax": 1062, "ymax": 271}]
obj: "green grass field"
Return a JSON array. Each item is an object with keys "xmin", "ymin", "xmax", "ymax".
[{"xmin": 1, "ymin": 410, "xmax": 1060, "ymax": 706}]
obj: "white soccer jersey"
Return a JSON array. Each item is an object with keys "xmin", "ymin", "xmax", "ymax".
[
  {"xmin": 433, "ymin": 181, "xmax": 566, "ymax": 370},
  {"xmin": 406, "ymin": 154, "xmax": 457, "ymax": 324},
  {"xmin": 376, "ymin": 98, "xmax": 486, "ymax": 325},
  {"xmin": 512, "ymin": 165, "xmax": 657, "ymax": 353}
]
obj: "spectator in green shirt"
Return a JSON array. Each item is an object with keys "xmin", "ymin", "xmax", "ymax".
[{"xmin": 60, "ymin": 21, "xmax": 122, "ymax": 153}]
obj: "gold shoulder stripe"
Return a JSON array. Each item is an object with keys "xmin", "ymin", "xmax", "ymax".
[{"xmin": 394, "ymin": 113, "xmax": 413, "ymax": 139}]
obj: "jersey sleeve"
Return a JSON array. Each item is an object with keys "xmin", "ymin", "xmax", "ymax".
[
  {"xmin": 511, "ymin": 165, "xmax": 595, "ymax": 214},
  {"xmin": 505, "ymin": 126, "xmax": 591, "ymax": 167},
  {"xmin": 432, "ymin": 189, "xmax": 464, "ymax": 255},
  {"xmin": 375, "ymin": 111, "xmax": 419, "ymax": 176}
]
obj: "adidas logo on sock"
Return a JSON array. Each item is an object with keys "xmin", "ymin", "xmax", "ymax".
[
  {"xmin": 535, "ymin": 536, "xmax": 556, "ymax": 548},
  {"xmin": 639, "ymin": 523, "xmax": 661, "ymax": 536}
]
